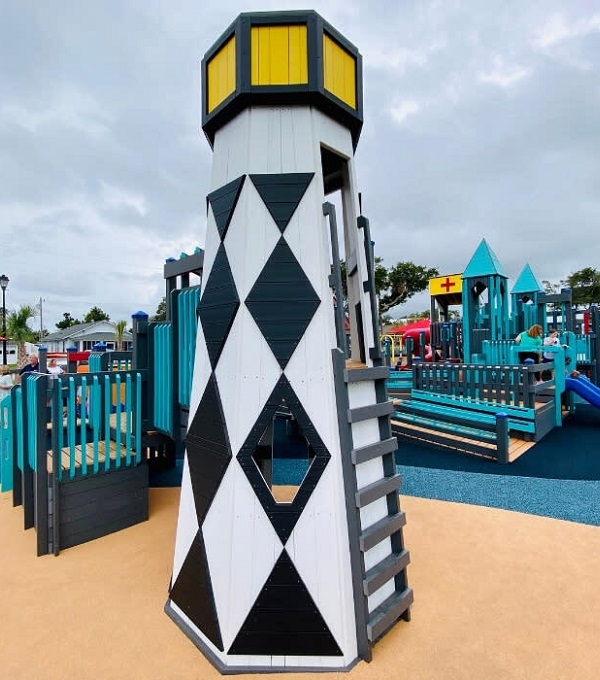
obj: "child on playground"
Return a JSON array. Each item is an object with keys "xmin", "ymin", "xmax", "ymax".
[
  {"xmin": 543, "ymin": 328, "xmax": 560, "ymax": 361},
  {"xmin": 515, "ymin": 324, "xmax": 543, "ymax": 382},
  {"xmin": 541, "ymin": 328, "xmax": 560, "ymax": 379}
]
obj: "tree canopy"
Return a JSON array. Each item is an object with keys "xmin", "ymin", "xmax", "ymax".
[
  {"xmin": 543, "ymin": 267, "xmax": 600, "ymax": 308},
  {"xmin": 567, "ymin": 267, "xmax": 600, "ymax": 307},
  {"xmin": 83, "ymin": 306, "xmax": 110, "ymax": 323},
  {"xmin": 56, "ymin": 312, "xmax": 81, "ymax": 330},
  {"xmin": 55, "ymin": 307, "xmax": 110, "ymax": 330},
  {"xmin": 376, "ymin": 261, "xmax": 439, "ymax": 314},
  {"xmin": 6, "ymin": 304, "xmax": 37, "ymax": 366},
  {"xmin": 151, "ymin": 297, "xmax": 167, "ymax": 322}
]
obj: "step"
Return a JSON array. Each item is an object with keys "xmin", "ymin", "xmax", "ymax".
[
  {"xmin": 364, "ymin": 549, "xmax": 410, "ymax": 596},
  {"xmin": 392, "ymin": 411, "xmax": 498, "ymax": 442},
  {"xmin": 348, "ymin": 401, "xmax": 394, "ymax": 424},
  {"xmin": 345, "ymin": 366, "xmax": 390, "ymax": 384},
  {"xmin": 356, "ymin": 474, "xmax": 402, "ymax": 508},
  {"xmin": 367, "ymin": 587, "xmax": 414, "ymax": 642},
  {"xmin": 360, "ymin": 511, "xmax": 406, "ymax": 552},
  {"xmin": 396, "ymin": 399, "xmax": 497, "ymax": 427},
  {"xmin": 351, "ymin": 437, "xmax": 397, "ymax": 465}
]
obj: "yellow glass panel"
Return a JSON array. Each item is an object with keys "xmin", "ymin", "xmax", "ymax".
[
  {"xmin": 207, "ymin": 36, "xmax": 236, "ymax": 114},
  {"xmin": 323, "ymin": 34, "xmax": 356, "ymax": 109},
  {"xmin": 251, "ymin": 25, "xmax": 308, "ymax": 86}
]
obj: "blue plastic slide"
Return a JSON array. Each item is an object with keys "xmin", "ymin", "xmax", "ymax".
[{"xmin": 565, "ymin": 377, "xmax": 600, "ymax": 409}]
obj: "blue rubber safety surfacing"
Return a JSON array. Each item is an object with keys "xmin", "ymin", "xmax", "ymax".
[{"xmin": 395, "ymin": 405, "xmax": 600, "ymax": 526}]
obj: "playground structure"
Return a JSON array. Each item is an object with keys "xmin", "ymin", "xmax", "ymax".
[
  {"xmin": 389, "ymin": 239, "xmax": 600, "ymax": 462},
  {"xmin": 0, "ymin": 249, "xmax": 204, "ymax": 555}
]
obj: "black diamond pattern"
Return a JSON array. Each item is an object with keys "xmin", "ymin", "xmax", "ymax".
[
  {"xmin": 169, "ymin": 531, "xmax": 224, "ymax": 651},
  {"xmin": 228, "ymin": 550, "xmax": 342, "ymax": 656},
  {"xmin": 185, "ymin": 373, "xmax": 232, "ymax": 526},
  {"xmin": 245, "ymin": 237, "xmax": 320, "ymax": 369},
  {"xmin": 200, "ymin": 243, "xmax": 240, "ymax": 369},
  {"xmin": 250, "ymin": 173, "xmax": 314, "ymax": 233},
  {"xmin": 207, "ymin": 175, "xmax": 245, "ymax": 241},
  {"xmin": 237, "ymin": 375, "xmax": 330, "ymax": 544}
]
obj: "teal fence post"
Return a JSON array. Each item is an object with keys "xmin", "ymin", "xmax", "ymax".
[{"xmin": 0, "ymin": 393, "xmax": 13, "ymax": 492}]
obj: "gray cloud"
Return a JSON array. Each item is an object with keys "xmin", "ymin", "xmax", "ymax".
[{"xmin": 1, "ymin": 0, "xmax": 599, "ymax": 331}]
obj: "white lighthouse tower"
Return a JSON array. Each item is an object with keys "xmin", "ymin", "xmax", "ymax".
[{"xmin": 165, "ymin": 10, "xmax": 412, "ymax": 672}]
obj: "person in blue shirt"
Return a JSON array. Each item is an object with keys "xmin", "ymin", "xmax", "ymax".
[{"xmin": 19, "ymin": 354, "xmax": 40, "ymax": 375}]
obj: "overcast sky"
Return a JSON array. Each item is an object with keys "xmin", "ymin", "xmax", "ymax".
[{"xmin": 1, "ymin": 0, "xmax": 599, "ymax": 332}]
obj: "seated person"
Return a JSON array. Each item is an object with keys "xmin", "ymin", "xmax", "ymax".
[{"xmin": 516, "ymin": 324, "xmax": 543, "ymax": 382}]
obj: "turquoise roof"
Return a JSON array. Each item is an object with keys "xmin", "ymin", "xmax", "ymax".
[
  {"xmin": 462, "ymin": 239, "xmax": 508, "ymax": 279},
  {"xmin": 511, "ymin": 263, "xmax": 544, "ymax": 294}
]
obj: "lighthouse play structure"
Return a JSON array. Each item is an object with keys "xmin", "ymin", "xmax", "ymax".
[{"xmin": 165, "ymin": 10, "xmax": 412, "ymax": 672}]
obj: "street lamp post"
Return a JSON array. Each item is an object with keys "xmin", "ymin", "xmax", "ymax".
[{"xmin": 0, "ymin": 274, "xmax": 8, "ymax": 365}]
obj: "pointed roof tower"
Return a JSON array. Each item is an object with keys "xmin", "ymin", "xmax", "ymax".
[
  {"xmin": 461, "ymin": 239, "xmax": 510, "ymax": 360},
  {"xmin": 511, "ymin": 263, "xmax": 544, "ymax": 295},
  {"xmin": 463, "ymin": 239, "xmax": 508, "ymax": 279}
]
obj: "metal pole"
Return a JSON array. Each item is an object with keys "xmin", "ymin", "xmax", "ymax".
[{"xmin": 2, "ymin": 286, "xmax": 6, "ymax": 365}]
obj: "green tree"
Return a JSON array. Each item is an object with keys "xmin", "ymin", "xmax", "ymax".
[
  {"xmin": 83, "ymin": 306, "xmax": 110, "ymax": 323},
  {"xmin": 6, "ymin": 304, "xmax": 37, "ymax": 367},
  {"xmin": 377, "ymin": 261, "xmax": 439, "ymax": 314},
  {"xmin": 567, "ymin": 267, "xmax": 600, "ymax": 308},
  {"xmin": 56, "ymin": 312, "xmax": 81, "ymax": 330},
  {"xmin": 541, "ymin": 279, "xmax": 567, "ymax": 295},
  {"xmin": 114, "ymin": 320, "xmax": 127, "ymax": 350},
  {"xmin": 32, "ymin": 328, "xmax": 49, "ymax": 342},
  {"xmin": 151, "ymin": 297, "xmax": 167, "ymax": 322}
]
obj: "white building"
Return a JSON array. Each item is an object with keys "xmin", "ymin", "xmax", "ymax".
[
  {"xmin": 0, "ymin": 338, "xmax": 18, "ymax": 364},
  {"xmin": 42, "ymin": 321, "xmax": 133, "ymax": 353}
]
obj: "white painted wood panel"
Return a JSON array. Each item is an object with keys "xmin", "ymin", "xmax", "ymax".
[
  {"xmin": 224, "ymin": 179, "xmax": 281, "ymax": 301},
  {"xmin": 204, "ymin": 461, "xmax": 282, "ymax": 651},
  {"xmin": 350, "ymin": 418, "xmax": 382, "ymax": 449},
  {"xmin": 347, "ymin": 380, "xmax": 377, "ymax": 409},
  {"xmin": 287, "ymin": 463, "xmax": 357, "ymax": 664},
  {"xmin": 355, "ymin": 457, "xmax": 385, "ymax": 488},
  {"xmin": 215, "ymin": 305, "xmax": 281, "ymax": 456},
  {"xmin": 186, "ymin": 319, "xmax": 211, "ymax": 420},
  {"xmin": 359, "ymin": 497, "xmax": 390, "ymax": 530},
  {"xmin": 363, "ymin": 537, "xmax": 392, "ymax": 571},
  {"xmin": 367, "ymin": 579, "xmax": 395, "ymax": 612},
  {"xmin": 171, "ymin": 457, "xmax": 199, "ymax": 582}
]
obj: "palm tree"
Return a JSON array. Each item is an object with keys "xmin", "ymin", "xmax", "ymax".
[
  {"xmin": 114, "ymin": 320, "xmax": 127, "ymax": 351},
  {"xmin": 6, "ymin": 304, "xmax": 37, "ymax": 367}
]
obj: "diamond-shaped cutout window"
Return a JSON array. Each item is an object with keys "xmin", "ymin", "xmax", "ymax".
[
  {"xmin": 251, "ymin": 401, "xmax": 316, "ymax": 504},
  {"xmin": 237, "ymin": 375, "xmax": 330, "ymax": 543}
]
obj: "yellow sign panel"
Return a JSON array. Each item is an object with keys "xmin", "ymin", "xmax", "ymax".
[
  {"xmin": 251, "ymin": 25, "xmax": 308, "ymax": 86},
  {"xmin": 429, "ymin": 274, "xmax": 463, "ymax": 297},
  {"xmin": 323, "ymin": 34, "xmax": 356, "ymax": 109},
  {"xmin": 207, "ymin": 36, "xmax": 236, "ymax": 114}
]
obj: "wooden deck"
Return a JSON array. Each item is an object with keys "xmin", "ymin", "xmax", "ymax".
[
  {"xmin": 46, "ymin": 439, "xmax": 130, "ymax": 473},
  {"xmin": 392, "ymin": 419, "xmax": 536, "ymax": 462}
]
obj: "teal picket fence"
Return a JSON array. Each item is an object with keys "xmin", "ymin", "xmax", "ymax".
[
  {"xmin": 0, "ymin": 371, "xmax": 143, "ymax": 491},
  {"xmin": 177, "ymin": 286, "xmax": 199, "ymax": 409},
  {"xmin": 88, "ymin": 352, "xmax": 133, "ymax": 373},
  {"xmin": 153, "ymin": 322, "xmax": 173, "ymax": 435},
  {"xmin": 51, "ymin": 371, "xmax": 143, "ymax": 481}
]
